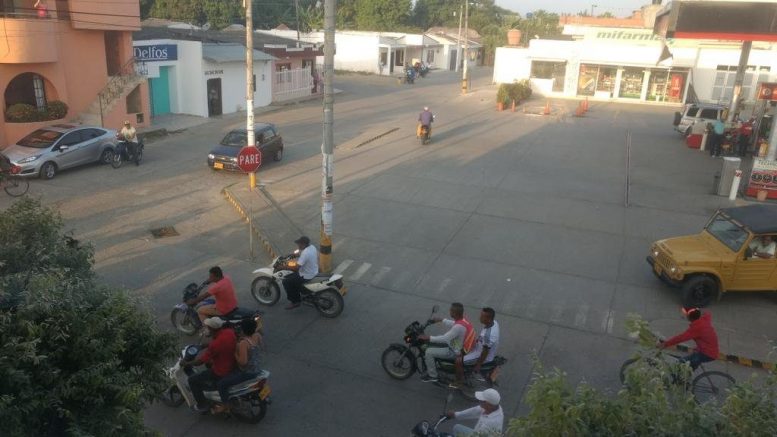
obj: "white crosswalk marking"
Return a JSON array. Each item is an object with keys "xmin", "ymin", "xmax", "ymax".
[
  {"xmin": 370, "ymin": 266, "xmax": 392, "ymax": 285},
  {"xmin": 333, "ymin": 259, "xmax": 354, "ymax": 275},
  {"xmin": 350, "ymin": 262, "xmax": 372, "ymax": 281},
  {"xmin": 436, "ymin": 278, "xmax": 452, "ymax": 294},
  {"xmin": 574, "ymin": 304, "xmax": 589, "ymax": 328}
]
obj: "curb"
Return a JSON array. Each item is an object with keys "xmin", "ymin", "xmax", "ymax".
[
  {"xmin": 352, "ymin": 127, "xmax": 399, "ymax": 149},
  {"xmin": 222, "ymin": 187, "xmax": 278, "ymax": 259},
  {"xmin": 670, "ymin": 343, "xmax": 775, "ymax": 371}
]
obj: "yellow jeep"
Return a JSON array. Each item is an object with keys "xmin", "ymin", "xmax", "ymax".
[{"xmin": 647, "ymin": 205, "xmax": 777, "ymax": 307}]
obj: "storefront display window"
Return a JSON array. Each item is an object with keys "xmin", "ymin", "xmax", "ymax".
[
  {"xmin": 530, "ymin": 61, "xmax": 566, "ymax": 92},
  {"xmin": 647, "ymin": 69, "xmax": 687, "ymax": 103},
  {"xmin": 619, "ymin": 68, "xmax": 644, "ymax": 99},
  {"xmin": 596, "ymin": 67, "xmax": 616, "ymax": 97},
  {"xmin": 577, "ymin": 64, "xmax": 597, "ymax": 96}
]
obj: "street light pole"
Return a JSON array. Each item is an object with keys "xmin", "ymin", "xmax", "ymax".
[
  {"xmin": 320, "ymin": 0, "xmax": 336, "ymax": 273},
  {"xmin": 245, "ymin": 0, "xmax": 256, "ymax": 190},
  {"xmin": 455, "ymin": 3, "xmax": 463, "ymax": 73},
  {"xmin": 462, "ymin": 0, "xmax": 469, "ymax": 94}
]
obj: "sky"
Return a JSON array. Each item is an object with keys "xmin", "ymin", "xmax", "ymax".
[{"xmin": 496, "ymin": 0, "xmax": 652, "ymax": 17}]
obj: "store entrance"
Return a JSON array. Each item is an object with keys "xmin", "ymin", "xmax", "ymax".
[
  {"xmin": 577, "ymin": 64, "xmax": 617, "ymax": 98},
  {"xmin": 647, "ymin": 70, "xmax": 688, "ymax": 103}
]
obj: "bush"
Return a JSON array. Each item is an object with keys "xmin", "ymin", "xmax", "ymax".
[
  {"xmin": 496, "ymin": 83, "xmax": 510, "ymax": 105},
  {"xmin": 0, "ymin": 198, "xmax": 176, "ymax": 436},
  {"xmin": 46, "ymin": 100, "xmax": 68, "ymax": 120},
  {"xmin": 5, "ymin": 103, "xmax": 43, "ymax": 123}
]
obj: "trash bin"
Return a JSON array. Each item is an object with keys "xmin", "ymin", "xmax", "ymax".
[{"xmin": 716, "ymin": 157, "xmax": 741, "ymax": 196}]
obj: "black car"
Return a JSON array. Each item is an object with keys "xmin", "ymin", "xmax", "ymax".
[{"xmin": 207, "ymin": 123, "xmax": 284, "ymax": 171}]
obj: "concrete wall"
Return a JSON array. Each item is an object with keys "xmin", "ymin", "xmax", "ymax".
[
  {"xmin": 492, "ymin": 47, "xmax": 531, "ymax": 84},
  {"xmin": 136, "ymin": 39, "xmax": 205, "ymax": 117},
  {"xmin": 205, "ymin": 60, "xmax": 273, "ymax": 115},
  {"xmin": 333, "ymin": 33, "xmax": 381, "ymax": 74}
]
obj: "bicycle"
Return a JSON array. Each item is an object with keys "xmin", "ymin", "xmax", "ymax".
[
  {"xmin": 1, "ymin": 165, "xmax": 30, "ymax": 197},
  {"xmin": 620, "ymin": 350, "xmax": 735, "ymax": 404}
]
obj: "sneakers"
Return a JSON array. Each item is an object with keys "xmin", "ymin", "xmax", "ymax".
[{"xmin": 420, "ymin": 374, "xmax": 438, "ymax": 383}]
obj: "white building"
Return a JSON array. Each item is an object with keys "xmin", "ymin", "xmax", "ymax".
[
  {"xmin": 132, "ymin": 39, "xmax": 275, "ymax": 118},
  {"xmin": 493, "ymin": 25, "xmax": 777, "ymax": 105}
]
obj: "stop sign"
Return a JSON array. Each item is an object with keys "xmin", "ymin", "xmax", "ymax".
[{"xmin": 237, "ymin": 146, "xmax": 262, "ymax": 173}]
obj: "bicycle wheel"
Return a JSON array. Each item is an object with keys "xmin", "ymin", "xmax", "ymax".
[
  {"xmin": 692, "ymin": 371, "xmax": 735, "ymax": 404},
  {"xmin": 4, "ymin": 177, "xmax": 29, "ymax": 197},
  {"xmin": 619, "ymin": 356, "xmax": 660, "ymax": 384}
]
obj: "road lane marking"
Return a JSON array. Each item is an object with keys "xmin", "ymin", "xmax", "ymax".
[
  {"xmin": 436, "ymin": 278, "xmax": 452, "ymax": 294},
  {"xmin": 601, "ymin": 310, "xmax": 615, "ymax": 334},
  {"xmin": 350, "ymin": 262, "xmax": 372, "ymax": 281},
  {"xmin": 370, "ymin": 266, "xmax": 392, "ymax": 286},
  {"xmin": 333, "ymin": 259, "xmax": 353, "ymax": 275}
]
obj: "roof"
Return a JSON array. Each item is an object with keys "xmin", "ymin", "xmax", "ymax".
[
  {"xmin": 202, "ymin": 43, "xmax": 275, "ymax": 63},
  {"xmin": 720, "ymin": 204, "xmax": 777, "ymax": 234},
  {"xmin": 134, "ymin": 25, "xmax": 305, "ymax": 49},
  {"xmin": 228, "ymin": 122, "xmax": 277, "ymax": 133}
]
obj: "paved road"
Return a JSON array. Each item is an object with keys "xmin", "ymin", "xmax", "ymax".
[{"xmin": 3, "ymin": 68, "xmax": 775, "ymax": 436}]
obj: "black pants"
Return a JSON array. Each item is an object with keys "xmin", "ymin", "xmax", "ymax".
[
  {"xmin": 188, "ymin": 368, "xmax": 219, "ymax": 407},
  {"xmin": 709, "ymin": 134, "xmax": 723, "ymax": 156},
  {"xmin": 680, "ymin": 351, "xmax": 715, "ymax": 371},
  {"xmin": 283, "ymin": 272, "xmax": 309, "ymax": 304}
]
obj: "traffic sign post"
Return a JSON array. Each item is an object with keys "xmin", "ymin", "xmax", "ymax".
[{"xmin": 237, "ymin": 146, "xmax": 262, "ymax": 173}]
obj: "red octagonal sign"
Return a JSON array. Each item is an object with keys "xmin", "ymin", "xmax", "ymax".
[{"xmin": 237, "ymin": 146, "xmax": 262, "ymax": 173}]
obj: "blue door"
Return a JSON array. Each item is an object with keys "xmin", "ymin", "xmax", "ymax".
[{"xmin": 149, "ymin": 66, "xmax": 171, "ymax": 116}]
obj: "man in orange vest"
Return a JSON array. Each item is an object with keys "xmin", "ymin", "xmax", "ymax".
[{"xmin": 419, "ymin": 302, "xmax": 476, "ymax": 383}]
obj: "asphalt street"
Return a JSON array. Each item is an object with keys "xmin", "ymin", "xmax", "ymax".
[{"xmin": 2, "ymin": 68, "xmax": 776, "ymax": 436}]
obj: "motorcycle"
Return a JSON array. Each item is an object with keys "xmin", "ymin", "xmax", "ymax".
[
  {"xmin": 414, "ymin": 62, "xmax": 430, "ymax": 78},
  {"xmin": 170, "ymin": 281, "xmax": 263, "ymax": 335},
  {"xmin": 411, "ymin": 390, "xmax": 455, "ymax": 437},
  {"xmin": 250, "ymin": 252, "xmax": 347, "ymax": 318},
  {"xmin": 160, "ymin": 344, "xmax": 272, "ymax": 423},
  {"xmin": 381, "ymin": 306, "xmax": 507, "ymax": 400},
  {"xmin": 419, "ymin": 125, "xmax": 431, "ymax": 145},
  {"xmin": 112, "ymin": 133, "xmax": 144, "ymax": 168}
]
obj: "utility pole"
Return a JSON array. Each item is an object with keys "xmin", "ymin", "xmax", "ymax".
[
  {"xmin": 294, "ymin": 0, "xmax": 301, "ymax": 47},
  {"xmin": 455, "ymin": 3, "xmax": 463, "ymax": 73},
  {"xmin": 319, "ymin": 0, "xmax": 335, "ymax": 273},
  {"xmin": 591, "ymin": 4, "xmax": 597, "ymax": 17},
  {"xmin": 245, "ymin": 0, "xmax": 256, "ymax": 190},
  {"xmin": 727, "ymin": 40, "xmax": 752, "ymax": 124},
  {"xmin": 461, "ymin": 0, "xmax": 469, "ymax": 94}
]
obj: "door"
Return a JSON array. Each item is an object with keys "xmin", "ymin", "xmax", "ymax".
[
  {"xmin": 149, "ymin": 67, "xmax": 171, "ymax": 116},
  {"xmin": 207, "ymin": 78, "xmax": 222, "ymax": 117},
  {"xmin": 449, "ymin": 50, "xmax": 457, "ymax": 71},
  {"xmin": 104, "ymin": 32, "xmax": 122, "ymax": 76},
  {"xmin": 54, "ymin": 130, "xmax": 88, "ymax": 169},
  {"xmin": 80, "ymin": 128, "xmax": 107, "ymax": 163},
  {"xmin": 731, "ymin": 236, "xmax": 777, "ymax": 290},
  {"xmin": 390, "ymin": 52, "xmax": 395, "ymax": 73}
]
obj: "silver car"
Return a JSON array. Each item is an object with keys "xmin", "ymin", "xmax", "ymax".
[{"xmin": 1, "ymin": 124, "xmax": 118, "ymax": 179}]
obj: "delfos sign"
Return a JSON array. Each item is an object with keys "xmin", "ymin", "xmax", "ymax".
[{"xmin": 133, "ymin": 44, "xmax": 178, "ymax": 62}]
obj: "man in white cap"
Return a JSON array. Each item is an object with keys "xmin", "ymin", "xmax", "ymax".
[{"xmin": 445, "ymin": 388, "xmax": 504, "ymax": 436}]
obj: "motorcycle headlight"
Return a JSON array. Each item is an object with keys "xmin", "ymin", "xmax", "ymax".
[
  {"xmin": 207, "ymin": 153, "xmax": 215, "ymax": 160},
  {"xmin": 17, "ymin": 154, "xmax": 40, "ymax": 164}
]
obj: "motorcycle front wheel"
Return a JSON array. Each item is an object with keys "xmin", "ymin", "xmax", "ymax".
[
  {"xmin": 251, "ymin": 277, "xmax": 281, "ymax": 305},
  {"xmin": 111, "ymin": 151, "xmax": 123, "ymax": 169},
  {"xmin": 315, "ymin": 288, "xmax": 344, "ymax": 318},
  {"xmin": 230, "ymin": 393, "xmax": 268, "ymax": 424},
  {"xmin": 381, "ymin": 345, "xmax": 416, "ymax": 380},
  {"xmin": 160, "ymin": 385, "xmax": 185, "ymax": 407},
  {"xmin": 170, "ymin": 307, "xmax": 198, "ymax": 335}
]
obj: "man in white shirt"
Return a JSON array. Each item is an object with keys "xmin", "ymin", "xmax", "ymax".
[
  {"xmin": 283, "ymin": 236, "xmax": 319, "ymax": 309},
  {"xmin": 453, "ymin": 307, "xmax": 500, "ymax": 386},
  {"xmin": 445, "ymin": 388, "xmax": 504, "ymax": 436},
  {"xmin": 749, "ymin": 235, "xmax": 776, "ymax": 259}
]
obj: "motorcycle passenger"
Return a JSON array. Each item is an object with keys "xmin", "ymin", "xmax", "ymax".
[
  {"xmin": 119, "ymin": 120, "xmax": 139, "ymax": 159},
  {"xmin": 418, "ymin": 302, "xmax": 476, "ymax": 383},
  {"xmin": 187, "ymin": 266, "xmax": 238, "ymax": 322},
  {"xmin": 214, "ymin": 318, "xmax": 264, "ymax": 412},
  {"xmin": 417, "ymin": 106, "xmax": 434, "ymax": 139},
  {"xmin": 658, "ymin": 306, "xmax": 719, "ymax": 370},
  {"xmin": 283, "ymin": 236, "xmax": 319, "ymax": 310},
  {"xmin": 184, "ymin": 317, "xmax": 237, "ymax": 412},
  {"xmin": 444, "ymin": 388, "xmax": 504, "ymax": 436},
  {"xmin": 452, "ymin": 307, "xmax": 500, "ymax": 387}
]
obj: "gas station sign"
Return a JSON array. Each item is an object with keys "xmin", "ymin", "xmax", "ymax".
[{"xmin": 757, "ymin": 83, "xmax": 777, "ymax": 101}]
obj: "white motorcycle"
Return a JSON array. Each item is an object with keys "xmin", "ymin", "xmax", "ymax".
[
  {"xmin": 160, "ymin": 344, "xmax": 272, "ymax": 423},
  {"xmin": 250, "ymin": 253, "xmax": 347, "ymax": 318}
]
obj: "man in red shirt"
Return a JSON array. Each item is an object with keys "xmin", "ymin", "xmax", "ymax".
[
  {"xmin": 660, "ymin": 306, "xmax": 719, "ymax": 370},
  {"xmin": 185, "ymin": 317, "xmax": 237, "ymax": 412},
  {"xmin": 187, "ymin": 266, "xmax": 238, "ymax": 322}
]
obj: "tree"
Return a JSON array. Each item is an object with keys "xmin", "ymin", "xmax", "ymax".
[
  {"xmin": 354, "ymin": 0, "xmax": 412, "ymax": 31},
  {"xmin": 0, "ymin": 198, "xmax": 176, "ymax": 436},
  {"xmin": 506, "ymin": 316, "xmax": 777, "ymax": 436},
  {"xmin": 508, "ymin": 10, "xmax": 561, "ymax": 45}
]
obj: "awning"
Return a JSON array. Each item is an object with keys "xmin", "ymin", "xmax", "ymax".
[{"xmin": 202, "ymin": 43, "xmax": 275, "ymax": 63}]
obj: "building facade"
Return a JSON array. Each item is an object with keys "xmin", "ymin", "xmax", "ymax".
[{"xmin": 1, "ymin": 0, "xmax": 149, "ymax": 146}]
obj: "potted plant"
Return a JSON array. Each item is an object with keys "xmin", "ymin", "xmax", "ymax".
[{"xmin": 496, "ymin": 84, "xmax": 510, "ymax": 111}]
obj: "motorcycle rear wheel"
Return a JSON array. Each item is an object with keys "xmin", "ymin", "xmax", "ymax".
[
  {"xmin": 315, "ymin": 288, "xmax": 344, "ymax": 318},
  {"xmin": 381, "ymin": 345, "xmax": 415, "ymax": 380},
  {"xmin": 170, "ymin": 308, "xmax": 198, "ymax": 335},
  {"xmin": 230, "ymin": 394, "xmax": 268, "ymax": 424},
  {"xmin": 160, "ymin": 385, "xmax": 185, "ymax": 407},
  {"xmin": 251, "ymin": 277, "xmax": 281, "ymax": 305}
]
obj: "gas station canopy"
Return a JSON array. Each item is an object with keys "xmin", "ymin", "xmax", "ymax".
[{"xmin": 655, "ymin": 0, "xmax": 777, "ymax": 41}]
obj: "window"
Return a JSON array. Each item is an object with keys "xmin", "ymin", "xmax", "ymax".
[
  {"xmin": 531, "ymin": 61, "xmax": 566, "ymax": 92},
  {"xmin": 706, "ymin": 214, "xmax": 749, "ymax": 252},
  {"xmin": 17, "ymin": 129, "xmax": 63, "ymax": 148},
  {"xmin": 58, "ymin": 131, "xmax": 83, "ymax": 147},
  {"xmin": 686, "ymin": 106, "xmax": 699, "ymax": 117},
  {"xmin": 426, "ymin": 50, "xmax": 434, "ymax": 64},
  {"xmin": 711, "ymin": 65, "xmax": 771, "ymax": 102},
  {"xmin": 394, "ymin": 50, "xmax": 404, "ymax": 67},
  {"xmin": 699, "ymin": 108, "xmax": 719, "ymax": 119},
  {"xmin": 265, "ymin": 128, "xmax": 277, "ymax": 139},
  {"xmin": 379, "ymin": 51, "xmax": 387, "ymax": 66},
  {"xmin": 4, "ymin": 72, "xmax": 49, "ymax": 111},
  {"xmin": 83, "ymin": 128, "xmax": 104, "ymax": 139},
  {"xmin": 275, "ymin": 63, "xmax": 291, "ymax": 83},
  {"xmin": 619, "ymin": 67, "xmax": 645, "ymax": 99}
]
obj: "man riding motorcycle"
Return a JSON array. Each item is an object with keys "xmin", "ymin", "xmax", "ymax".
[
  {"xmin": 418, "ymin": 106, "xmax": 434, "ymax": 139},
  {"xmin": 183, "ymin": 317, "xmax": 237, "ymax": 412},
  {"xmin": 418, "ymin": 302, "xmax": 476, "ymax": 383},
  {"xmin": 452, "ymin": 307, "xmax": 500, "ymax": 387},
  {"xmin": 282, "ymin": 236, "xmax": 319, "ymax": 310},
  {"xmin": 187, "ymin": 266, "xmax": 238, "ymax": 323},
  {"xmin": 118, "ymin": 120, "xmax": 139, "ymax": 160}
]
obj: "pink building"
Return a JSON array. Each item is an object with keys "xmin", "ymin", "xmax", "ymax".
[{"xmin": 0, "ymin": 0, "xmax": 150, "ymax": 146}]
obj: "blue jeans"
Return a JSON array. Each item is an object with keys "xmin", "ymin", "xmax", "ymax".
[
  {"xmin": 453, "ymin": 424, "xmax": 475, "ymax": 436},
  {"xmin": 680, "ymin": 351, "xmax": 715, "ymax": 371},
  {"xmin": 217, "ymin": 370, "xmax": 258, "ymax": 403}
]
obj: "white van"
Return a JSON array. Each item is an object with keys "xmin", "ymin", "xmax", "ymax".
[{"xmin": 674, "ymin": 103, "xmax": 727, "ymax": 136}]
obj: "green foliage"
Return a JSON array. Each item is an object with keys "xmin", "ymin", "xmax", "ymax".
[
  {"xmin": 354, "ymin": 0, "xmax": 412, "ymax": 31},
  {"xmin": 506, "ymin": 316, "xmax": 777, "ymax": 436},
  {"xmin": 0, "ymin": 198, "xmax": 176, "ymax": 436},
  {"xmin": 508, "ymin": 10, "xmax": 561, "ymax": 45},
  {"xmin": 5, "ymin": 103, "xmax": 43, "ymax": 123},
  {"xmin": 46, "ymin": 100, "xmax": 69, "ymax": 120},
  {"xmin": 496, "ymin": 83, "xmax": 510, "ymax": 105}
]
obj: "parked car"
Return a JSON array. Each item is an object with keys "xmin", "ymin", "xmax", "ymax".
[
  {"xmin": 1, "ymin": 124, "xmax": 118, "ymax": 179},
  {"xmin": 207, "ymin": 123, "xmax": 284, "ymax": 171},
  {"xmin": 673, "ymin": 103, "xmax": 727, "ymax": 136},
  {"xmin": 647, "ymin": 205, "xmax": 777, "ymax": 307}
]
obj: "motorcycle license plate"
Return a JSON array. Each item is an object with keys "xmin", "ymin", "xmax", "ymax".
[
  {"xmin": 213, "ymin": 162, "xmax": 224, "ymax": 169},
  {"xmin": 259, "ymin": 384, "xmax": 271, "ymax": 399}
]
